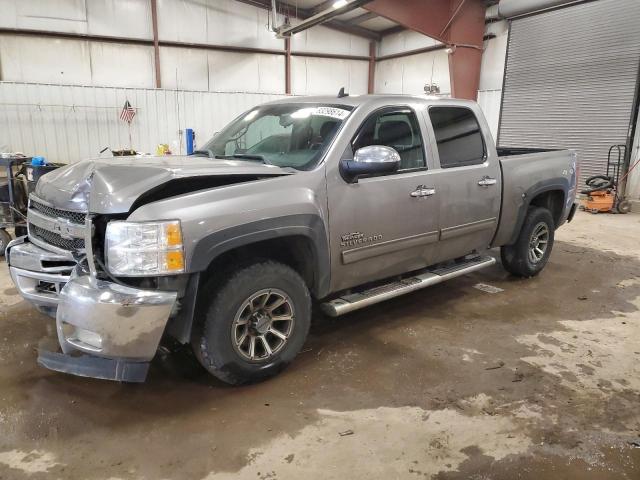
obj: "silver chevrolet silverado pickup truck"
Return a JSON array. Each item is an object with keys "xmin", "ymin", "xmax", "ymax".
[{"xmin": 6, "ymin": 94, "xmax": 578, "ymax": 384}]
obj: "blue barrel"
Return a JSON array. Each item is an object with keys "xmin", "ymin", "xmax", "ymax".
[{"xmin": 185, "ymin": 128, "xmax": 195, "ymax": 155}]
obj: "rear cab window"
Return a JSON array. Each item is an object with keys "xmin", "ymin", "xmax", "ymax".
[{"xmin": 428, "ymin": 106, "xmax": 486, "ymax": 168}]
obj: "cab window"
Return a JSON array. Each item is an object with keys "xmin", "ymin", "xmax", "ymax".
[
  {"xmin": 428, "ymin": 107, "xmax": 486, "ymax": 168},
  {"xmin": 352, "ymin": 108, "xmax": 426, "ymax": 171}
]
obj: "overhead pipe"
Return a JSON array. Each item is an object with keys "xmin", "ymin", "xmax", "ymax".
[
  {"xmin": 270, "ymin": 0, "xmax": 280, "ymax": 31},
  {"xmin": 498, "ymin": 0, "xmax": 582, "ymax": 18},
  {"xmin": 276, "ymin": 0, "xmax": 373, "ymax": 38},
  {"xmin": 485, "ymin": 4, "xmax": 500, "ymax": 21}
]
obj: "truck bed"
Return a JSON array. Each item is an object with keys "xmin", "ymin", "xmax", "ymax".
[{"xmin": 492, "ymin": 148, "xmax": 578, "ymax": 247}]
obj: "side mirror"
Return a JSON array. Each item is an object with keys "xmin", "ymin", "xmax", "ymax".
[{"xmin": 340, "ymin": 145, "xmax": 401, "ymax": 183}]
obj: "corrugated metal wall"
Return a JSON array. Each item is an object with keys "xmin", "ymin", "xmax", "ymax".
[
  {"xmin": 0, "ymin": 82, "xmax": 286, "ymax": 162},
  {"xmin": 498, "ymin": 0, "xmax": 640, "ymax": 184}
]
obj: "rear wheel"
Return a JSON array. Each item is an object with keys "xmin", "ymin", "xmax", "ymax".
[
  {"xmin": 501, "ymin": 207, "xmax": 555, "ymax": 277},
  {"xmin": 193, "ymin": 261, "xmax": 311, "ymax": 385}
]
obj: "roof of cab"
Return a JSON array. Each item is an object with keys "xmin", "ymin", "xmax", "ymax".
[{"xmin": 262, "ymin": 94, "xmax": 477, "ymax": 109}]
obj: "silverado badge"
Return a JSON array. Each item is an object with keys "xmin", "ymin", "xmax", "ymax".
[{"xmin": 340, "ymin": 232, "xmax": 383, "ymax": 248}]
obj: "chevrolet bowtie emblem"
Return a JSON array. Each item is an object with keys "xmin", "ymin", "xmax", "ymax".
[{"xmin": 53, "ymin": 217, "xmax": 74, "ymax": 239}]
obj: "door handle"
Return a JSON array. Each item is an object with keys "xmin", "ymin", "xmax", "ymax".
[
  {"xmin": 478, "ymin": 176, "xmax": 497, "ymax": 187},
  {"xmin": 410, "ymin": 187, "xmax": 436, "ymax": 197}
]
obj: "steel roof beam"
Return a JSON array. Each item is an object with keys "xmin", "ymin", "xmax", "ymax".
[{"xmin": 363, "ymin": 0, "xmax": 486, "ymax": 100}]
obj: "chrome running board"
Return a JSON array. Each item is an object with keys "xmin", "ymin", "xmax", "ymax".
[{"xmin": 321, "ymin": 255, "xmax": 496, "ymax": 317}]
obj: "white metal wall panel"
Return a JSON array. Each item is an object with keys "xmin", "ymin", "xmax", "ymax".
[
  {"xmin": 208, "ymin": 51, "xmax": 284, "ymax": 94},
  {"xmin": 626, "ymin": 107, "xmax": 640, "ymax": 200},
  {"xmin": 89, "ymin": 42, "xmax": 155, "ymax": 88},
  {"xmin": 157, "ymin": 0, "xmax": 208, "ymax": 44},
  {"xmin": 0, "ymin": 35, "xmax": 93, "ymax": 85},
  {"xmin": 478, "ymin": 21, "xmax": 508, "ymax": 91},
  {"xmin": 0, "ymin": 0, "xmax": 152, "ymax": 39},
  {"xmin": 378, "ymin": 30, "xmax": 441, "ymax": 57},
  {"xmin": 205, "ymin": 0, "xmax": 283, "ymax": 51},
  {"xmin": 10, "ymin": 0, "xmax": 88, "ymax": 33},
  {"xmin": 498, "ymin": 0, "xmax": 640, "ymax": 184},
  {"xmin": 86, "ymin": 0, "xmax": 152, "ymax": 40},
  {"xmin": 477, "ymin": 89, "xmax": 502, "ymax": 142},
  {"xmin": 291, "ymin": 24, "xmax": 369, "ymax": 57},
  {"xmin": 291, "ymin": 57, "xmax": 368, "ymax": 96},
  {"xmin": 0, "ymin": 82, "xmax": 287, "ymax": 163},
  {"xmin": 0, "ymin": 0, "xmax": 18, "ymax": 28},
  {"xmin": 0, "ymin": 0, "xmax": 372, "ymax": 96},
  {"xmin": 159, "ymin": 47, "xmax": 209, "ymax": 91},
  {"xmin": 375, "ymin": 50, "xmax": 451, "ymax": 96}
]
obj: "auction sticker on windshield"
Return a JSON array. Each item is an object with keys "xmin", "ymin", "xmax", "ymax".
[{"xmin": 315, "ymin": 107, "xmax": 350, "ymax": 119}]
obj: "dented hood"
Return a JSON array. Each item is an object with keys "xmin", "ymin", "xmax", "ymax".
[{"xmin": 34, "ymin": 155, "xmax": 291, "ymax": 214}]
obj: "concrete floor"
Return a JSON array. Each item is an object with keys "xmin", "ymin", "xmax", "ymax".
[{"xmin": 1, "ymin": 211, "xmax": 640, "ymax": 479}]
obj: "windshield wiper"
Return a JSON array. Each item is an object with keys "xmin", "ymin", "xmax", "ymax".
[
  {"xmin": 191, "ymin": 149, "xmax": 213, "ymax": 157},
  {"xmin": 232, "ymin": 154, "xmax": 266, "ymax": 163},
  {"xmin": 213, "ymin": 153, "xmax": 270, "ymax": 165}
]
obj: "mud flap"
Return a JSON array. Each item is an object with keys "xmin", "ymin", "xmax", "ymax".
[
  {"xmin": 37, "ymin": 350, "xmax": 150, "ymax": 383},
  {"xmin": 567, "ymin": 203, "xmax": 578, "ymax": 223}
]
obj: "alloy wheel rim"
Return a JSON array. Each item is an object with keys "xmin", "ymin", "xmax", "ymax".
[
  {"xmin": 231, "ymin": 288, "xmax": 295, "ymax": 362},
  {"xmin": 528, "ymin": 222, "xmax": 549, "ymax": 264}
]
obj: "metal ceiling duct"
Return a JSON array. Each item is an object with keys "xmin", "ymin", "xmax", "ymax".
[
  {"xmin": 498, "ymin": 0, "xmax": 581, "ymax": 18},
  {"xmin": 276, "ymin": 0, "xmax": 373, "ymax": 37}
]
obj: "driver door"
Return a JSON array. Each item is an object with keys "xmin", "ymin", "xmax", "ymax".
[{"xmin": 326, "ymin": 106, "xmax": 441, "ymax": 292}]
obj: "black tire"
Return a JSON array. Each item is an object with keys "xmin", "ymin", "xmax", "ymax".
[
  {"xmin": 0, "ymin": 229, "xmax": 12, "ymax": 257},
  {"xmin": 580, "ymin": 175, "xmax": 614, "ymax": 194},
  {"xmin": 500, "ymin": 207, "xmax": 555, "ymax": 278},
  {"xmin": 616, "ymin": 199, "xmax": 631, "ymax": 214},
  {"xmin": 192, "ymin": 261, "xmax": 311, "ymax": 385}
]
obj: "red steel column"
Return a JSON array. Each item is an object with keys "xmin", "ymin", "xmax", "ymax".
[
  {"xmin": 364, "ymin": 0, "xmax": 485, "ymax": 100},
  {"xmin": 285, "ymin": 37, "xmax": 291, "ymax": 95},
  {"xmin": 151, "ymin": 0, "xmax": 161, "ymax": 88},
  {"xmin": 368, "ymin": 41, "xmax": 376, "ymax": 93},
  {"xmin": 446, "ymin": 0, "xmax": 485, "ymax": 100}
]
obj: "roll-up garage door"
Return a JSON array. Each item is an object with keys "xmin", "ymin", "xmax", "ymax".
[{"xmin": 498, "ymin": 0, "xmax": 640, "ymax": 185}]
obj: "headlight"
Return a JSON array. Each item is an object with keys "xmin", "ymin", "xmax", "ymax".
[{"xmin": 105, "ymin": 220, "xmax": 185, "ymax": 276}]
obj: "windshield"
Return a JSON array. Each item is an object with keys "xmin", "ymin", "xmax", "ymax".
[{"xmin": 197, "ymin": 103, "xmax": 353, "ymax": 170}]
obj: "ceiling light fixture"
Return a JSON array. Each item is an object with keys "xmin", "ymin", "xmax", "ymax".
[{"xmin": 333, "ymin": 0, "xmax": 348, "ymax": 8}]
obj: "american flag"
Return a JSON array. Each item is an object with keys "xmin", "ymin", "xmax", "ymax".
[{"xmin": 119, "ymin": 100, "xmax": 136, "ymax": 123}]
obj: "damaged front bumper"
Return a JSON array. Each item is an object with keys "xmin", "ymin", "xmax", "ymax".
[
  {"xmin": 49, "ymin": 270, "xmax": 177, "ymax": 382},
  {"xmin": 8, "ymin": 237, "xmax": 75, "ymax": 317},
  {"xmin": 7, "ymin": 237, "xmax": 178, "ymax": 382}
]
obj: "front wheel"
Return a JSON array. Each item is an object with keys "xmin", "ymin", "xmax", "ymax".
[
  {"xmin": 500, "ymin": 207, "xmax": 555, "ymax": 277},
  {"xmin": 193, "ymin": 261, "xmax": 311, "ymax": 385},
  {"xmin": 0, "ymin": 229, "xmax": 12, "ymax": 256}
]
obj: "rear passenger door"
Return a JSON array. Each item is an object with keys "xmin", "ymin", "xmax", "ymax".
[{"xmin": 424, "ymin": 105, "xmax": 501, "ymax": 262}]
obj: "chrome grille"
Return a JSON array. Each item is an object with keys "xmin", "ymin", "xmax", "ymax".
[
  {"xmin": 30, "ymin": 225, "xmax": 85, "ymax": 251},
  {"xmin": 30, "ymin": 200, "xmax": 85, "ymax": 225},
  {"xmin": 28, "ymin": 196, "xmax": 87, "ymax": 252}
]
